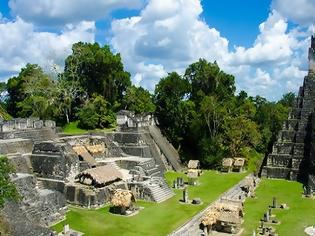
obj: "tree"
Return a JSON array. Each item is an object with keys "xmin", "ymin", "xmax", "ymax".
[
  {"xmin": 122, "ymin": 86, "xmax": 155, "ymax": 114},
  {"xmin": 200, "ymin": 96, "xmax": 226, "ymax": 138},
  {"xmin": 154, "ymin": 72, "xmax": 191, "ymax": 147},
  {"xmin": 7, "ymin": 64, "xmax": 56, "ymax": 119},
  {"xmin": 223, "ymin": 116, "xmax": 261, "ymax": 158},
  {"xmin": 184, "ymin": 59, "xmax": 235, "ymax": 102},
  {"xmin": 63, "ymin": 42, "xmax": 131, "ymax": 106},
  {"xmin": 279, "ymin": 92, "xmax": 296, "ymax": 107},
  {"xmin": 55, "ymin": 78, "xmax": 87, "ymax": 124},
  {"xmin": 77, "ymin": 95, "xmax": 115, "ymax": 130},
  {"xmin": 254, "ymin": 99, "xmax": 289, "ymax": 153},
  {"xmin": 0, "ymin": 156, "xmax": 19, "ymax": 208}
]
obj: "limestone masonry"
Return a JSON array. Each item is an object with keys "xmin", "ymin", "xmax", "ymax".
[
  {"xmin": 0, "ymin": 115, "xmax": 182, "ymax": 236},
  {"xmin": 262, "ymin": 35, "xmax": 315, "ymax": 188}
]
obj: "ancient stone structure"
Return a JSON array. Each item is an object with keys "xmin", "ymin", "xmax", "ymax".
[
  {"xmin": 1, "ymin": 113, "xmax": 181, "ymax": 235},
  {"xmin": 116, "ymin": 110, "xmax": 154, "ymax": 129},
  {"xmin": 221, "ymin": 158, "xmax": 245, "ymax": 173},
  {"xmin": 262, "ymin": 35, "xmax": 315, "ymax": 182},
  {"xmin": 222, "ymin": 158, "xmax": 233, "ymax": 172}
]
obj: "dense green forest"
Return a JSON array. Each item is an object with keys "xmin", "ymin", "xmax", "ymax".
[{"xmin": 0, "ymin": 42, "xmax": 295, "ymax": 169}]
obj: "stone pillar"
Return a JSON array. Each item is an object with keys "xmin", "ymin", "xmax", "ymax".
[
  {"xmin": 272, "ymin": 197, "xmax": 276, "ymax": 208},
  {"xmin": 173, "ymin": 180, "xmax": 177, "ymax": 189},
  {"xmin": 64, "ymin": 224, "xmax": 70, "ymax": 234},
  {"xmin": 260, "ymin": 220, "xmax": 264, "ymax": 228},
  {"xmin": 264, "ymin": 211, "xmax": 269, "ymax": 222},
  {"xmin": 268, "ymin": 207, "xmax": 272, "ymax": 216},
  {"xmin": 183, "ymin": 188, "xmax": 188, "ymax": 203}
]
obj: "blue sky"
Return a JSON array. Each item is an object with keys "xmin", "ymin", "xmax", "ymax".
[{"xmin": 0, "ymin": 0, "xmax": 314, "ymax": 100}]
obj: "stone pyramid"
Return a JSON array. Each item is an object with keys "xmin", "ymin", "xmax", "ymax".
[{"xmin": 262, "ymin": 35, "xmax": 315, "ymax": 182}]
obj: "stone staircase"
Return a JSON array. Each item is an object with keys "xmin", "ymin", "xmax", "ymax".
[
  {"xmin": 140, "ymin": 132, "xmax": 169, "ymax": 172},
  {"xmin": 148, "ymin": 126, "xmax": 182, "ymax": 171},
  {"xmin": 139, "ymin": 159, "xmax": 162, "ymax": 177},
  {"xmin": 36, "ymin": 180, "xmax": 45, "ymax": 190},
  {"xmin": 146, "ymin": 177, "xmax": 174, "ymax": 203},
  {"xmin": 262, "ymin": 72, "xmax": 315, "ymax": 181}
]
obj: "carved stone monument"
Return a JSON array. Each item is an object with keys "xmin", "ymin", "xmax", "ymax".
[{"xmin": 183, "ymin": 187, "xmax": 189, "ymax": 203}]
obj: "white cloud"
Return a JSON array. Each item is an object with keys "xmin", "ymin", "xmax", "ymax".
[
  {"xmin": 111, "ymin": 1, "xmax": 311, "ymax": 99},
  {"xmin": 228, "ymin": 10, "xmax": 295, "ymax": 66},
  {"xmin": 0, "ymin": 17, "xmax": 95, "ymax": 80},
  {"xmin": 9, "ymin": 0, "xmax": 144, "ymax": 26},
  {"xmin": 222, "ymin": 10, "xmax": 309, "ymax": 99},
  {"xmin": 272, "ymin": 0, "xmax": 315, "ymax": 25},
  {"xmin": 111, "ymin": 0, "xmax": 229, "ymax": 91},
  {"xmin": 1, "ymin": 0, "xmax": 313, "ymax": 100}
]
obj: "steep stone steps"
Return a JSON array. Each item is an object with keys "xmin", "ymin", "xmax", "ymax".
[
  {"xmin": 148, "ymin": 126, "xmax": 182, "ymax": 171},
  {"xmin": 138, "ymin": 159, "xmax": 162, "ymax": 177},
  {"xmin": 145, "ymin": 166, "xmax": 161, "ymax": 177},
  {"xmin": 36, "ymin": 180, "xmax": 45, "ymax": 190},
  {"xmin": 146, "ymin": 177, "xmax": 174, "ymax": 203}
]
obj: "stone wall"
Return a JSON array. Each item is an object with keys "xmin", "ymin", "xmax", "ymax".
[
  {"xmin": 65, "ymin": 184, "xmax": 112, "ymax": 207},
  {"xmin": 2, "ymin": 202, "xmax": 52, "ymax": 236},
  {"xmin": 0, "ymin": 118, "xmax": 55, "ymax": 132},
  {"xmin": 1, "ymin": 173, "xmax": 66, "ymax": 236},
  {"xmin": 30, "ymin": 142, "xmax": 79, "ymax": 181},
  {"xmin": 0, "ymin": 138, "xmax": 33, "ymax": 154},
  {"xmin": 7, "ymin": 153, "xmax": 32, "ymax": 173}
]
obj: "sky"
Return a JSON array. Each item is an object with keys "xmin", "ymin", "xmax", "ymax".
[{"xmin": 0, "ymin": 0, "xmax": 315, "ymax": 100}]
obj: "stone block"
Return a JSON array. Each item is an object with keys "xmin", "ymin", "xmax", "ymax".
[
  {"xmin": 44, "ymin": 120, "xmax": 56, "ymax": 128},
  {"xmin": 14, "ymin": 118, "xmax": 28, "ymax": 130},
  {"xmin": 33, "ymin": 120, "xmax": 43, "ymax": 129},
  {"xmin": 267, "ymin": 154, "xmax": 291, "ymax": 167},
  {"xmin": 26, "ymin": 117, "xmax": 39, "ymax": 128},
  {"xmin": 0, "ymin": 121, "xmax": 15, "ymax": 132},
  {"xmin": 273, "ymin": 143, "xmax": 293, "ymax": 154}
]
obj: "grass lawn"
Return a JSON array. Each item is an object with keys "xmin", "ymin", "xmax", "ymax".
[
  {"xmin": 62, "ymin": 121, "xmax": 116, "ymax": 135},
  {"xmin": 243, "ymin": 178, "xmax": 315, "ymax": 236},
  {"xmin": 52, "ymin": 171, "xmax": 246, "ymax": 236}
]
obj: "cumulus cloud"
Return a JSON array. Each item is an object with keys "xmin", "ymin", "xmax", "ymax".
[
  {"xmin": 0, "ymin": 17, "xmax": 95, "ymax": 80},
  {"xmin": 1, "ymin": 0, "xmax": 313, "ymax": 100},
  {"xmin": 111, "ymin": 0, "xmax": 229, "ymax": 90},
  {"xmin": 272, "ymin": 0, "xmax": 315, "ymax": 26},
  {"xmin": 9, "ymin": 0, "xmax": 144, "ymax": 26},
  {"xmin": 229, "ymin": 11, "xmax": 295, "ymax": 66},
  {"xmin": 111, "ymin": 0, "xmax": 310, "ymax": 99},
  {"xmin": 224, "ymin": 10, "xmax": 309, "ymax": 98}
]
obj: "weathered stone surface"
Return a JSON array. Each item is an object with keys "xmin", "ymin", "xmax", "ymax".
[
  {"xmin": 65, "ymin": 184, "xmax": 111, "ymax": 207},
  {"xmin": 7, "ymin": 153, "xmax": 32, "ymax": 173},
  {"xmin": 0, "ymin": 138, "xmax": 33, "ymax": 154},
  {"xmin": 2, "ymin": 202, "xmax": 52, "ymax": 236},
  {"xmin": 30, "ymin": 142, "xmax": 79, "ymax": 180},
  {"xmin": 263, "ymin": 36, "xmax": 315, "ymax": 182}
]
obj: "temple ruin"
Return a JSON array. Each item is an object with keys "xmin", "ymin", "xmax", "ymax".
[
  {"xmin": 0, "ymin": 113, "xmax": 182, "ymax": 235},
  {"xmin": 262, "ymin": 35, "xmax": 315, "ymax": 186}
]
